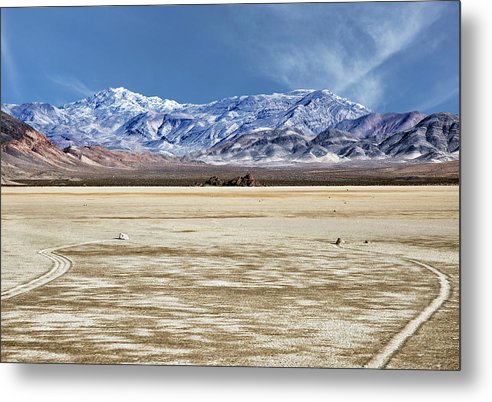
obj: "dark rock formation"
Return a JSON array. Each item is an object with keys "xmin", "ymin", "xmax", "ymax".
[
  {"xmin": 226, "ymin": 173, "xmax": 262, "ymax": 187},
  {"xmin": 203, "ymin": 176, "xmax": 225, "ymax": 186},
  {"xmin": 203, "ymin": 173, "xmax": 262, "ymax": 187}
]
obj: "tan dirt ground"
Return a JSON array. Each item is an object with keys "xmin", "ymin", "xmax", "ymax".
[{"xmin": 0, "ymin": 186, "xmax": 459, "ymax": 368}]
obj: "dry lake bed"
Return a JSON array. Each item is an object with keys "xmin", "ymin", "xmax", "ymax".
[{"xmin": 0, "ymin": 186, "xmax": 459, "ymax": 369}]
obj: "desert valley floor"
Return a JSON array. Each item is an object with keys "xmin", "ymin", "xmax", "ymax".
[{"xmin": 0, "ymin": 186, "xmax": 459, "ymax": 369}]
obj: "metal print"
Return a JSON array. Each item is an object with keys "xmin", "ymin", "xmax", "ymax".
[{"xmin": 0, "ymin": 1, "xmax": 460, "ymax": 369}]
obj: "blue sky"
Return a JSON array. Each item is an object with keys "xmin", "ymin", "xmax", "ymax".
[{"xmin": 1, "ymin": 2, "xmax": 459, "ymax": 113}]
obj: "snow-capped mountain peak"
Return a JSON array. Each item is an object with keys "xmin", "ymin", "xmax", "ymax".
[
  {"xmin": 3, "ymin": 87, "xmax": 373, "ymax": 153},
  {"xmin": 1, "ymin": 86, "xmax": 459, "ymax": 164},
  {"xmin": 64, "ymin": 86, "xmax": 182, "ymax": 113}
]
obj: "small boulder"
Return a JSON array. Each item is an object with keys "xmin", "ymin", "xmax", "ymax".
[
  {"xmin": 118, "ymin": 232, "xmax": 130, "ymax": 240},
  {"xmin": 335, "ymin": 238, "xmax": 344, "ymax": 246}
]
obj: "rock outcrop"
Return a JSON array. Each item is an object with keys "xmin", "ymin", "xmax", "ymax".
[
  {"xmin": 203, "ymin": 173, "xmax": 262, "ymax": 187},
  {"xmin": 203, "ymin": 176, "xmax": 225, "ymax": 186}
]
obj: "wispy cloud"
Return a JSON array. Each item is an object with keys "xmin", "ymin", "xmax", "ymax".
[
  {"xmin": 413, "ymin": 82, "xmax": 459, "ymax": 113},
  {"xmin": 1, "ymin": 32, "xmax": 23, "ymax": 102},
  {"xmin": 230, "ymin": 2, "xmax": 450, "ymax": 110},
  {"xmin": 49, "ymin": 75, "xmax": 95, "ymax": 98}
]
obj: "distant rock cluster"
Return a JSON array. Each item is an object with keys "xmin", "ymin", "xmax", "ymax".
[{"xmin": 202, "ymin": 173, "xmax": 262, "ymax": 187}]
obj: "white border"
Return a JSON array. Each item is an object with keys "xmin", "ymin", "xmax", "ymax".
[{"xmin": 1, "ymin": 1, "xmax": 492, "ymax": 402}]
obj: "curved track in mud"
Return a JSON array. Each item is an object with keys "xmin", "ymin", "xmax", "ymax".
[
  {"xmin": 364, "ymin": 257, "xmax": 450, "ymax": 368},
  {"xmin": 1, "ymin": 240, "xmax": 111, "ymax": 301},
  {"xmin": 340, "ymin": 245, "xmax": 451, "ymax": 369},
  {"xmin": 1, "ymin": 247, "xmax": 73, "ymax": 300}
]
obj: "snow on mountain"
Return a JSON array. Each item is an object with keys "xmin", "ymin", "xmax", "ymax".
[
  {"xmin": 334, "ymin": 111, "xmax": 426, "ymax": 141},
  {"xmin": 2, "ymin": 87, "xmax": 370, "ymax": 154},
  {"xmin": 312, "ymin": 112, "xmax": 459, "ymax": 163},
  {"xmin": 0, "ymin": 110, "xmax": 190, "ymax": 183},
  {"xmin": 3, "ymin": 87, "xmax": 182, "ymax": 150},
  {"xmin": 2, "ymin": 87, "xmax": 459, "ymax": 165},
  {"xmin": 2, "ymin": 102, "xmax": 69, "ymax": 127},
  {"xmin": 378, "ymin": 112, "xmax": 460, "ymax": 161},
  {"xmin": 200, "ymin": 112, "xmax": 460, "ymax": 165},
  {"xmin": 115, "ymin": 88, "xmax": 371, "ymax": 153},
  {"xmin": 204, "ymin": 127, "xmax": 314, "ymax": 164},
  {"xmin": 62, "ymin": 87, "xmax": 181, "ymax": 130}
]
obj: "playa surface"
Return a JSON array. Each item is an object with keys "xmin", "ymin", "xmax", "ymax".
[{"xmin": 0, "ymin": 186, "xmax": 459, "ymax": 368}]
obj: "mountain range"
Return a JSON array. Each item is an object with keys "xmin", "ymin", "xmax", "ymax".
[
  {"xmin": 2, "ymin": 87, "xmax": 460, "ymax": 165},
  {"xmin": 0, "ymin": 110, "xmax": 189, "ymax": 184}
]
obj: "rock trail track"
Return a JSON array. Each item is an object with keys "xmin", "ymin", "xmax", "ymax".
[
  {"xmin": 1, "ymin": 240, "xmax": 109, "ymax": 301},
  {"xmin": 340, "ymin": 245, "xmax": 451, "ymax": 369}
]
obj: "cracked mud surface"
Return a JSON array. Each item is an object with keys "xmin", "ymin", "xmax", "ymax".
[{"xmin": 1, "ymin": 186, "xmax": 459, "ymax": 368}]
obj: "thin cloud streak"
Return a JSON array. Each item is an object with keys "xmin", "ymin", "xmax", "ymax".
[
  {"xmin": 49, "ymin": 75, "xmax": 95, "ymax": 98},
  {"xmin": 1, "ymin": 33, "xmax": 23, "ymax": 102},
  {"xmin": 415, "ymin": 87, "xmax": 460, "ymax": 114}
]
